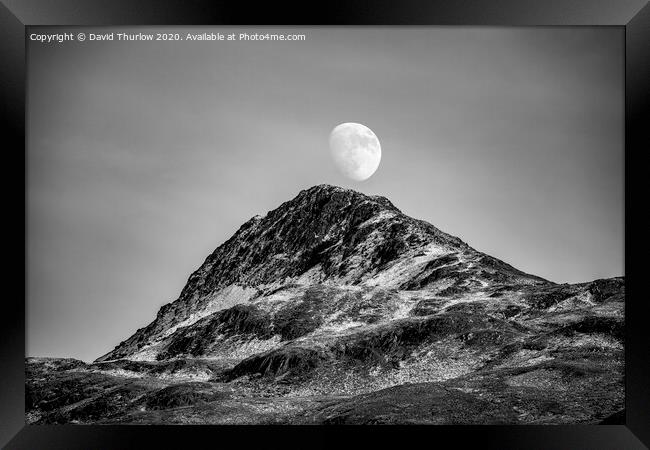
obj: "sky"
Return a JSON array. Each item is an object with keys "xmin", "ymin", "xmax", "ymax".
[{"xmin": 27, "ymin": 27, "xmax": 624, "ymax": 362}]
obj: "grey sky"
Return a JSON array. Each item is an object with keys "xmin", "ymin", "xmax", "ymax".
[{"xmin": 27, "ymin": 27, "xmax": 623, "ymax": 362}]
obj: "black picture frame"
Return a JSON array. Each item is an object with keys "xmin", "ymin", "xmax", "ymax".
[{"xmin": 1, "ymin": 1, "xmax": 647, "ymax": 448}]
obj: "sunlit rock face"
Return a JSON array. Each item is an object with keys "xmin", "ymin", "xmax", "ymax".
[{"xmin": 27, "ymin": 185, "xmax": 624, "ymax": 425}]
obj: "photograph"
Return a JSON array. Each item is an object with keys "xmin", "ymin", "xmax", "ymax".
[{"xmin": 25, "ymin": 26, "xmax": 625, "ymax": 425}]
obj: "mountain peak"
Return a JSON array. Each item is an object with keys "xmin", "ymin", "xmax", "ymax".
[
  {"xmin": 97, "ymin": 185, "xmax": 546, "ymax": 362},
  {"xmin": 291, "ymin": 184, "xmax": 399, "ymax": 212},
  {"xmin": 302, "ymin": 183, "xmax": 344, "ymax": 193}
]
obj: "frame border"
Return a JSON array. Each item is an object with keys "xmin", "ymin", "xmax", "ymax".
[{"xmin": 1, "ymin": 1, "xmax": 648, "ymax": 448}]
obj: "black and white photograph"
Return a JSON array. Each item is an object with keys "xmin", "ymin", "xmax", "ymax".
[{"xmin": 25, "ymin": 26, "xmax": 625, "ymax": 425}]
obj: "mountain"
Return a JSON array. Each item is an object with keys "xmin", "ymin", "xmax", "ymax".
[
  {"xmin": 96, "ymin": 184, "xmax": 546, "ymax": 363},
  {"xmin": 26, "ymin": 184, "xmax": 624, "ymax": 424}
]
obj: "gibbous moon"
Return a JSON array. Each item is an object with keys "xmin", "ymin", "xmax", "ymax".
[{"xmin": 329, "ymin": 123, "xmax": 381, "ymax": 181}]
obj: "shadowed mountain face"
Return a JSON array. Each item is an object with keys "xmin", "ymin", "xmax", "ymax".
[{"xmin": 26, "ymin": 185, "xmax": 624, "ymax": 424}]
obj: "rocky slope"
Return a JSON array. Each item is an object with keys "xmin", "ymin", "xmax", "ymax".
[{"xmin": 26, "ymin": 184, "xmax": 624, "ymax": 424}]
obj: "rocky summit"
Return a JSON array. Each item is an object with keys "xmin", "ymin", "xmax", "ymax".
[{"xmin": 26, "ymin": 184, "xmax": 624, "ymax": 424}]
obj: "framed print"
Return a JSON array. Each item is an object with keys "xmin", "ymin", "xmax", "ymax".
[{"xmin": 1, "ymin": 0, "xmax": 648, "ymax": 448}]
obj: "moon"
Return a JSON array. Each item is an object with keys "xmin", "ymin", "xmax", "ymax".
[{"xmin": 329, "ymin": 123, "xmax": 381, "ymax": 181}]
